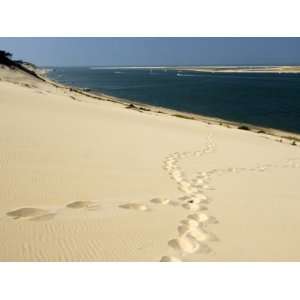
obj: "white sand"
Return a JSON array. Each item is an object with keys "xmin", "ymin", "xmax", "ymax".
[
  {"xmin": 0, "ymin": 65, "xmax": 300, "ymax": 261},
  {"xmin": 177, "ymin": 66, "xmax": 300, "ymax": 73}
]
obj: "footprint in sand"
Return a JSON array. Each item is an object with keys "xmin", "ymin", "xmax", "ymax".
[
  {"xmin": 178, "ymin": 185, "xmax": 198, "ymax": 194},
  {"xmin": 187, "ymin": 213, "xmax": 218, "ymax": 225},
  {"xmin": 177, "ymin": 224, "xmax": 194, "ymax": 235},
  {"xmin": 66, "ymin": 201, "xmax": 100, "ymax": 210},
  {"xmin": 178, "ymin": 219, "xmax": 219, "ymax": 242},
  {"xmin": 168, "ymin": 236, "xmax": 212, "ymax": 255},
  {"xmin": 192, "ymin": 178, "xmax": 206, "ymax": 186},
  {"xmin": 182, "ymin": 203, "xmax": 207, "ymax": 211},
  {"xmin": 180, "ymin": 219, "xmax": 200, "ymax": 228},
  {"xmin": 6, "ymin": 207, "xmax": 54, "ymax": 220},
  {"xmin": 119, "ymin": 203, "xmax": 149, "ymax": 211},
  {"xmin": 188, "ymin": 193, "xmax": 209, "ymax": 202},
  {"xmin": 159, "ymin": 136, "xmax": 218, "ymax": 260},
  {"xmin": 150, "ymin": 198, "xmax": 170, "ymax": 205},
  {"xmin": 168, "ymin": 236, "xmax": 200, "ymax": 254},
  {"xmin": 187, "ymin": 228, "xmax": 219, "ymax": 242}
]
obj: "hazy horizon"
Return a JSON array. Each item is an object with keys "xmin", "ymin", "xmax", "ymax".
[{"xmin": 1, "ymin": 37, "xmax": 300, "ymax": 67}]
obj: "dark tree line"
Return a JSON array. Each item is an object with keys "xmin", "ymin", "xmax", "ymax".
[
  {"xmin": 0, "ymin": 50, "xmax": 44, "ymax": 81},
  {"xmin": 0, "ymin": 50, "xmax": 13, "ymax": 65}
]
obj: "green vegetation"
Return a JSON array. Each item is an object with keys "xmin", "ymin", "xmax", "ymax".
[
  {"xmin": 0, "ymin": 49, "xmax": 44, "ymax": 81},
  {"xmin": 0, "ymin": 50, "xmax": 13, "ymax": 65},
  {"xmin": 238, "ymin": 125, "xmax": 251, "ymax": 131}
]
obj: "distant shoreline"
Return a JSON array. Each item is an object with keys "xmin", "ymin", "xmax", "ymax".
[
  {"xmin": 47, "ymin": 65, "xmax": 300, "ymax": 74},
  {"xmin": 176, "ymin": 66, "xmax": 300, "ymax": 74},
  {"xmin": 45, "ymin": 69, "xmax": 300, "ymax": 144}
]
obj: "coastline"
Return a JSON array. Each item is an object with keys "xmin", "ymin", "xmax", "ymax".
[
  {"xmin": 70, "ymin": 65, "xmax": 300, "ymax": 73},
  {"xmin": 44, "ymin": 70, "xmax": 300, "ymax": 146}
]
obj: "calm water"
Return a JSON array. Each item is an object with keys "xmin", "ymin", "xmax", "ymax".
[{"xmin": 48, "ymin": 67, "xmax": 300, "ymax": 133}]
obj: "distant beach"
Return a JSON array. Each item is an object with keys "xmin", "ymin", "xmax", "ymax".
[{"xmin": 177, "ymin": 65, "xmax": 300, "ymax": 73}]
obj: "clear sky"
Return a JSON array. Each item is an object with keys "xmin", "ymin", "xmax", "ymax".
[{"xmin": 1, "ymin": 37, "xmax": 300, "ymax": 67}]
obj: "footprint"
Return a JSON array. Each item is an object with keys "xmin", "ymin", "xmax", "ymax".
[
  {"xmin": 180, "ymin": 181, "xmax": 191, "ymax": 188},
  {"xmin": 189, "ymin": 193, "xmax": 209, "ymax": 203},
  {"xmin": 177, "ymin": 218, "xmax": 218, "ymax": 242},
  {"xmin": 178, "ymin": 185, "xmax": 194, "ymax": 194},
  {"xmin": 180, "ymin": 219, "xmax": 199, "ymax": 228},
  {"xmin": 168, "ymin": 236, "xmax": 200, "ymax": 254},
  {"xmin": 185, "ymin": 187, "xmax": 200, "ymax": 195},
  {"xmin": 119, "ymin": 203, "xmax": 149, "ymax": 211},
  {"xmin": 177, "ymin": 224, "xmax": 191, "ymax": 235},
  {"xmin": 187, "ymin": 198, "xmax": 210, "ymax": 205},
  {"xmin": 162, "ymin": 138, "xmax": 218, "ymax": 257},
  {"xmin": 160, "ymin": 256, "xmax": 182, "ymax": 262},
  {"xmin": 182, "ymin": 203, "xmax": 207, "ymax": 211},
  {"xmin": 193, "ymin": 178, "xmax": 206, "ymax": 186},
  {"xmin": 178, "ymin": 222, "xmax": 218, "ymax": 242},
  {"xmin": 187, "ymin": 213, "xmax": 218, "ymax": 224},
  {"xmin": 172, "ymin": 175, "xmax": 183, "ymax": 182},
  {"xmin": 187, "ymin": 228, "xmax": 218, "ymax": 242},
  {"xmin": 163, "ymin": 165, "xmax": 173, "ymax": 171},
  {"xmin": 66, "ymin": 201, "xmax": 98, "ymax": 209},
  {"xmin": 150, "ymin": 198, "xmax": 170, "ymax": 205},
  {"xmin": 6, "ymin": 208, "xmax": 50, "ymax": 220}
]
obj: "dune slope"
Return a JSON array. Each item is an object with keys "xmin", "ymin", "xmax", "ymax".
[{"xmin": 0, "ymin": 65, "xmax": 300, "ymax": 261}]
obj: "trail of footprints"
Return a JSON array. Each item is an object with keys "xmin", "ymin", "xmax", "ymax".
[
  {"xmin": 5, "ymin": 201, "xmax": 101, "ymax": 221},
  {"xmin": 3, "ymin": 134, "xmax": 300, "ymax": 261},
  {"xmin": 159, "ymin": 135, "xmax": 219, "ymax": 261},
  {"xmin": 158, "ymin": 140, "xmax": 300, "ymax": 261}
]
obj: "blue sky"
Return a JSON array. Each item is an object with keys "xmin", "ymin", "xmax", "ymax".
[{"xmin": 1, "ymin": 38, "xmax": 300, "ymax": 66}]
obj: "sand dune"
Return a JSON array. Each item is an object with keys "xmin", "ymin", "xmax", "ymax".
[{"xmin": 0, "ymin": 65, "xmax": 300, "ymax": 261}]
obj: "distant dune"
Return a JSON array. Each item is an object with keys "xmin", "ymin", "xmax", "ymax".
[{"xmin": 176, "ymin": 66, "xmax": 300, "ymax": 73}]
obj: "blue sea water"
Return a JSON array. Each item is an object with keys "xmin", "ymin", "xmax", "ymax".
[{"xmin": 48, "ymin": 67, "xmax": 300, "ymax": 134}]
